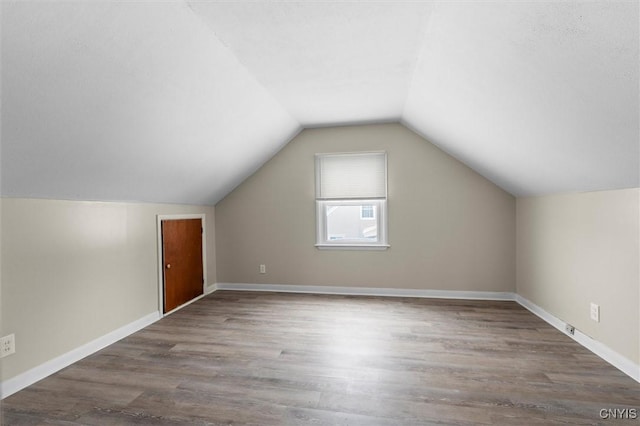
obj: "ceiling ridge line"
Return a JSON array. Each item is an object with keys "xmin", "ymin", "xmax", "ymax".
[
  {"xmin": 400, "ymin": 2, "xmax": 440, "ymax": 121},
  {"xmin": 181, "ymin": 0, "xmax": 301, "ymax": 128}
]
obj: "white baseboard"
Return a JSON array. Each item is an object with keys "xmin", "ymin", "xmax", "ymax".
[
  {"xmin": 214, "ymin": 282, "xmax": 515, "ymax": 301},
  {"xmin": 515, "ymin": 295, "xmax": 639, "ymax": 383},
  {"xmin": 0, "ymin": 311, "xmax": 160, "ymax": 399}
]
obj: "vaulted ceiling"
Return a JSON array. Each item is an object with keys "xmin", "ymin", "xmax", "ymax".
[{"xmin": 2, "ymin": 1, "xmax": 638, "ymax": 205}]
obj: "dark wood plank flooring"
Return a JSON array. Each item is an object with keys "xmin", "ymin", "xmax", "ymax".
[{"xmin": 2, "ymin": 291, "xmax": 639, "ymax": 425}]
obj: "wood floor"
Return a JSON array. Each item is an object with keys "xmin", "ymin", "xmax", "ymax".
[{"xmin": 2, "ymin": 291, "xmax": 639, "ymax": 425}]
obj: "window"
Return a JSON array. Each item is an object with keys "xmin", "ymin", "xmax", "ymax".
[
  {"xmin": 360, "ymin": 205, "xmax": 375, "ymax": 220},
  {"xmin": 315, "ymin": 152, "xmax": 389, "ymax": 249}
]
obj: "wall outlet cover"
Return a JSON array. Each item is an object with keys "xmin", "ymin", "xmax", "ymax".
[
  {"xmin": 1, "ymin": 334, "xmax": 16, "ymax": 358},
  {"xmin": 590, "ymin": 303, "xmax": 600, "ymax": 322}
]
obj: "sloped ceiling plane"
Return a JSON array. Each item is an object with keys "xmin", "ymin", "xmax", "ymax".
[{"xmin": 1, "ymin": 1, "xmax": 638, "ymax": 205}]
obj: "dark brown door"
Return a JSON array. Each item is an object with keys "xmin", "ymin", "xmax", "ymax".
[{"xmin": 162, "ymin": 218, "xmax": 204, "ymax": 313}]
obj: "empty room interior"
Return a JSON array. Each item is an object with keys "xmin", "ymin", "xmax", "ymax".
[{"xmin": 1, "ymin": 1, "xmax": 639, "ymax": 424}]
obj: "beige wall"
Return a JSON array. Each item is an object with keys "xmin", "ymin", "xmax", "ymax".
[
  {"xmin": 517, "ymin": 189, "xmax": 639, "ymax": 364},
  {"xmin": 216, "ymin": 123, "xmax": 515, "ymax": 291},
  {"xmin": 0, "ymin": 198, "xmax": 216, "ymax": 381}
]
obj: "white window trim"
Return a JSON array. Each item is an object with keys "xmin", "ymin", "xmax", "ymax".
[
  {"xmin": 315, "ymin": 244, "xmax": 390, "ymax": 251},
  {"xmin": 315, "ymin": 151, "xmax": 389, "ymax": 250}
]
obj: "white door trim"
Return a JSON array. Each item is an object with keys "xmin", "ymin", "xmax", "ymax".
[{"xmin": 156, "ymin": 214, "xmax": 207, "ymax": 317}]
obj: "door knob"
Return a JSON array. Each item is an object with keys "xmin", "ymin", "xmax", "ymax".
[{"xmin": 166, "ymin": 264, "xmax": 171, "ymax": 269}]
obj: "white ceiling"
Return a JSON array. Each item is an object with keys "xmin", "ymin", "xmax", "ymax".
[
  {"xmin": 1, "ymin": 1, "xmax": 638, "ymax": 204},
  {"xmin": 403, "ymin": 1, "xmax": 639, "ymax": 195},
  {"xmin": 1, "ymin": 1, "xmax": 299, "ymax": 205},
  {"xmin": 188, "ymin": 2, "xmax": 434, "ymax": 126}
]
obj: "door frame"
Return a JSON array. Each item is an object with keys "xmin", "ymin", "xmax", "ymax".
[{"xmin": 156, "ymin": 213, "xmax": 207, "ymax": 317}]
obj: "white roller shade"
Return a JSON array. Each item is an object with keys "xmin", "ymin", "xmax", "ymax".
[{"xmin": 316, "ymin": 152, "xmax": 387, "ymax": 199}]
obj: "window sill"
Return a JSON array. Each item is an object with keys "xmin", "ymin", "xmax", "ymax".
[{"xmin": 315, "ymin": 244, "xmax": 390, "ymax": 251}]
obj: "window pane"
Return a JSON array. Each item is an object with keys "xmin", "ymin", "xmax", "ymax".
[{"xmin": 326, "ymin": 205, "xmax": 378, "ymax": 242}]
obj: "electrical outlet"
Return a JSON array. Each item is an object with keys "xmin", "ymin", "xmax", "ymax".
[
  {"xmin": 1, "ymin": 334, "xmax": 15, "ymax": 358},
  {"xmin": 590, "ymin": 303, "xmax": 600, "ymax": 322},
  {"xmin": 565, "ymin": 324, "xmax": 575, "ymax": 335},
  {"xmin": 259, "ymin": 264, "xmax": 266, "ymax": 274}
]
